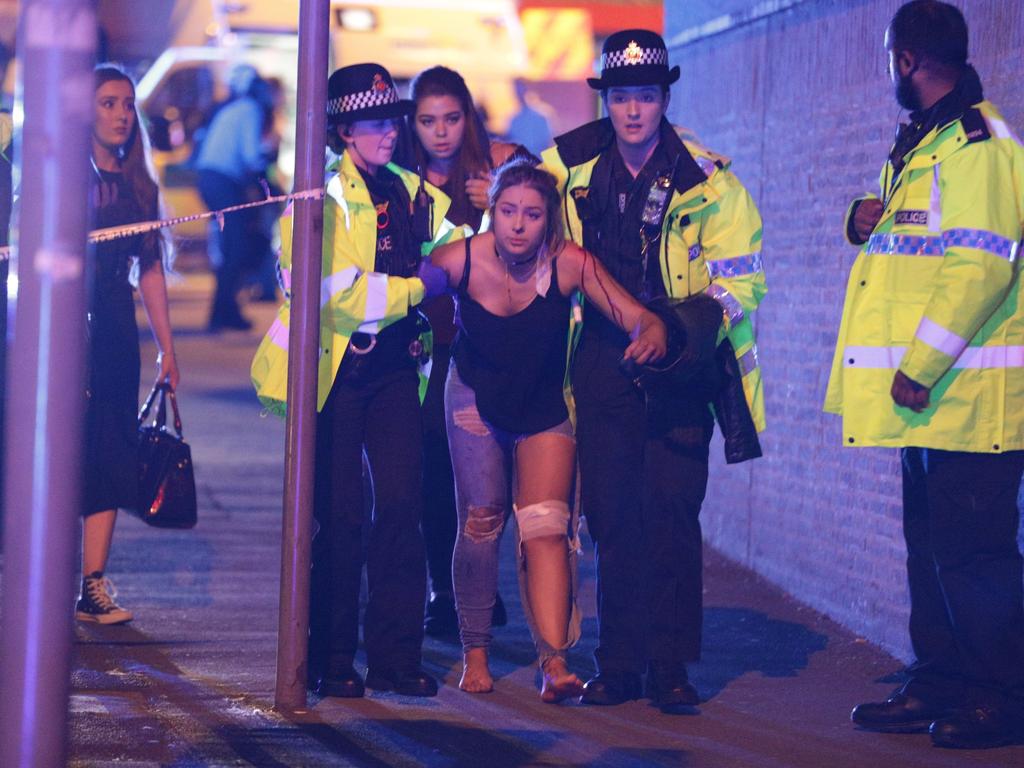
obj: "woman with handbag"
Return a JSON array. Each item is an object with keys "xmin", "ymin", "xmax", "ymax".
[
  {"xmin": 251, "ymin": 63, "xmax": 458, "ymax": 698},
  {"xmin": 76, "ymin": 64, "xmax": 179, "ymax": 624},
  {"xmin": 407, "ymin": 65, "xmax": 525, "ymax": 637},
  {"xmin": 425, "ymin": 159, "xmax": 667, "ymax": 700}
]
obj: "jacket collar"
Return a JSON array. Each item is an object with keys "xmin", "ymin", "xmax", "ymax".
[
  {"xmin": 554, "ymin": 117, "xmax": 707, "ymax": 195},
  {"xmin": 891, "ymin": 65, "xmax": 985, "ymax": 171}
]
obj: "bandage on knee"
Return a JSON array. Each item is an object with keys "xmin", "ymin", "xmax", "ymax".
[{"xmin": 515, "ymin": 500, "xmax": 571, "ymax": 542}]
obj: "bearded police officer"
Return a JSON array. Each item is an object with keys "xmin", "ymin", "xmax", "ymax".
[
  {"xmin": 543, "ymin": 29, "xmax": 766, "ymax": 710},
  {"xmin": 826, "ymin": 1, "xmax": 1024, "ymax": 749}
]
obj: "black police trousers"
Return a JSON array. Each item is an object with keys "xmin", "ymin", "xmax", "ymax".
[
  {"xmin": 573, "ymin": 323, "xmax": 713, "ymax": 675},
  {"xmin": 901, "ymin": 446, "xmax": 1024, "ymax": 712},
  {"xmin": 308, "ymin": 361, "xmax": 427, "ymax": 677}
]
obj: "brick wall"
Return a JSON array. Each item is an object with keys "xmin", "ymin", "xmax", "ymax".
[{"xmin": 663, "ymin": 0, "xmax": 1024, "ymax": 660}]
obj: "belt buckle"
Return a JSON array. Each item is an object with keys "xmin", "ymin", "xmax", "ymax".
[{"xmin": 348, "ymin": 334, "xmax": 377, "ymax": 355}]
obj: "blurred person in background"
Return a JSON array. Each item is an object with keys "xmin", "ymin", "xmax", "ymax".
[
  {"xmin": 505, "ymin": 78, "xmax": 553, "ymax": 158},
  {"xmin": 195, "ymin": 65, "xmax": 276, "ymax": 331},
  {"xmin": 407, "ymin": 65, "xmax": 525, "ymax": 638},
  {"xmin": 250, "ymin": 75, "xmax": 287, "ymax": 304},
  {"xmin": 76, "ymin": 64, "xmax": 179, "ymax": 624}
]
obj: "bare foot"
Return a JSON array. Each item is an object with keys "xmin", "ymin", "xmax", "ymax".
[
  {"xmin": 459, "ymin": 648, "xmax": 494, "ymax": 693},
  {"xmin": 540, "ymin": 657, "xmax": 584, "ymax": 703}
]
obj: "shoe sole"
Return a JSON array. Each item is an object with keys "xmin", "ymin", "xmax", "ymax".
[
  {"xmin": 580, "ymin": 696, "xmax": 640, "ymax": 706},
  {"xmin": 317, "ymin": 685, "xmax": 364, "ymax": 698},
  {"xmin": 933, "ymin": 737, "xmax": 1019, "ymax": 749},
  {"xmin": 75, "ymin": 611, "xmax": 132, "ymax": 625},
  {"xmin": 852, "ymin": 720, "xmax": 933, "ymax": 734},
  {"xmin": 365, "ymin": 675, "xmax": 438, "ymax": 697}
]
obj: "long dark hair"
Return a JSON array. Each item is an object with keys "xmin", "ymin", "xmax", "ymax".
[
  {"xmin": 93, "ymin": 63, "xmax": 170, "ymax": 271},
  {"xmin": 489, "ymin": 158, "xmax": 564, "ymax": 257},
  {"xmin": 408, "ymin": 66, "xmax": 491, "ymax": 197}
]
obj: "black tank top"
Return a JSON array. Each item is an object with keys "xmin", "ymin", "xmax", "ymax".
[{"xmin": 452, "ymin": 237, "xmax": 571, "ymax": 434}]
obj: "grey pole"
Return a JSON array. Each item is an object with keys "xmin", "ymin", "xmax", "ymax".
[
  {"xmin": 275, "ymin": 0, "xmax": 329, "ymax": 711},
  {"xmin": 0, "ymin": 1, "xmax": 97, "ymax": 766}
]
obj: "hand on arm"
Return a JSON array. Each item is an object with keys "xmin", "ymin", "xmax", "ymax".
[
  {"xmin": 417, "ymin": 258, "xmax": 449, "ymax": 300},
  {"xmin": 563, "ymin": 243, "xmax": 667, "ymax": 363}
]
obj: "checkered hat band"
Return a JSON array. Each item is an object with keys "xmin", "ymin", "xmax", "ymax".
[
  {"xmin": 602, "ymin": 46, "xmax": 668, "ymax": 70},
  {"xmin": 327, "ymin": 85, "xmax": 399, "ymax": 116}
]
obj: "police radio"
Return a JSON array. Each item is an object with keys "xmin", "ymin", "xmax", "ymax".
[
  {"xmin": 638, "ymin": 161, "xmax": 678, "ymax": 300},
  {"xmin": 641, "ymin": 173, "xmax": 674, "ymax": 233},
  {"xmin": 412, "ymin": 180, "xmax": 434, "ymax": 244}
]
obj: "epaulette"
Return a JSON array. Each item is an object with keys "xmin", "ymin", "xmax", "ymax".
[
  {"xmin": 961, "ymin": 108, "xmax": 991, "ymax": 145},
  {"xmin": 552, "ymin": 119, "xmax": 615, "ymax": 168}
]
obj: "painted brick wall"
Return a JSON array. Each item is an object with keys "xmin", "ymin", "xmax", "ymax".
[{"xmin": 663, "ymin": 0, "xmax": 1024, "ymax": 660}]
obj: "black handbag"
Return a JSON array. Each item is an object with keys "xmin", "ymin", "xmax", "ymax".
[{"xmin": 136, "ymin": 381, "xmax": 197, "ymax": 528}]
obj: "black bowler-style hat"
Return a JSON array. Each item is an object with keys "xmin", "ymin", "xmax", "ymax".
[
  {"xmin": 587, "ymin": 29, "xmax": 681, "ymax": 90},
  {"xmin": 327, "ymin": 63, "xmax": 413, "ymax": 123}
]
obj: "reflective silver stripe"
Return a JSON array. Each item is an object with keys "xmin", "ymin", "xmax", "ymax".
[
  {"xmin": 928, "ymin": 164, "xmax": 941, "ymax": 232},
  {"xmin": 915, "ymin": 317, "xmax": 967, "ymax": 359},
  {"xmin": 866, "ymin": 233, "xmax": 944, "ymax": 256},
  {"xmin": 320, "ymin": 266, "xmax": 360, "ymax": 308},
  {"xmin": 986, "ymin": 115, "xmax": 1023, "ymax": 147},
  {"xmin": 738, "ymin": 345, "xmax": 759, "ymax": 377},
  {"xmin": 325, "ymin": 175, "xmax": 351, "ymax": 229},
  {"xmin": 357, "ymin": 272, "xmax": 389, "ymax": 334},
  {"xmin": 267, "ymin": 317, "xmax": 289, "ymax": 352},
  {"xmin": 843, "ymin": 345, "xmax": 1024, "ymax": 369},
  {"xmin": 842, "ymin": 346, "xmax": 905, "ymax": 368},
  {"xmin": 942, "ymin": 228, "xmax": 1019, "ymax": 262},
  {"xmin": 705, "ymin": 283, "xmax": 744, "ymax": 324},
  {"xmin": 688, "ymin": 244, "xmax": 701, "ymax": 262},
  {"xmin": 707, "ymin": 251, "xmax": 763, "ymax": 279}
]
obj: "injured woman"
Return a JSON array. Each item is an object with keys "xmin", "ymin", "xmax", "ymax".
[{"xmin": 421, "ymin": 158, "xmax": 667, "ymax": 701}]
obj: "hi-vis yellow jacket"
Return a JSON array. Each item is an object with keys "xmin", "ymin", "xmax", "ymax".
[
  {"xmin": 825, "ymin": 101, "xmax": 1024, "ymax": 452},
  {"xmin": 542, "ymin": 120, "xmax": 767, "ymax": 431},
  {"xmin": 250, "ymin": 151, "xmax": 459, "ymax": 415}
]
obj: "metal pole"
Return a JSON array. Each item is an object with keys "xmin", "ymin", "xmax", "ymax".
[
  {"xmin": 0, "ymin": 1, "xmax": 96, "ymax": 766},
  {"xmin": 275, "ymin": 0, "xmax": 329, "ymax": 711}
]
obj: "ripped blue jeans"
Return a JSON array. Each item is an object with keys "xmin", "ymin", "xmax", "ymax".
[{"xmin": 445, "ymin": 360, "xmax": 581, "ymax": 667}]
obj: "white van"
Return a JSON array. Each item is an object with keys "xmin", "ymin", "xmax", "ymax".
[{"xmin": 136, "ymin": 0, "xmax": 527, "ymax": 245}]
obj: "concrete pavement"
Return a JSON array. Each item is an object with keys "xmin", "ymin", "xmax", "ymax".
[{"xmin": 14, "ymin": 273, "xmax": 1021, "ymax": 766}]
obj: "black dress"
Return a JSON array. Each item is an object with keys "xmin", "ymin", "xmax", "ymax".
[{"xmin": 82, "ymin": 168, "xmax": 157, "ymax": 516}]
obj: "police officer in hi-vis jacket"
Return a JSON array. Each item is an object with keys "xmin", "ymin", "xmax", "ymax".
[
  {"xmin": 827, "ymin": 1, "xmax": 1024, "ymax": 750},
  {"xmin": 543, "ymin": 29, "xmax": 767, "ymax": 711},
  {"xmin": 251, "ymin": 63, "xmax": 458, "ymax": 699}
]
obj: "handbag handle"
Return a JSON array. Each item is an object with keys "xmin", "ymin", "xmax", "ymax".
[{"xmin": 137, "ymin": 380, "xmax": 183, "ymax": 438}]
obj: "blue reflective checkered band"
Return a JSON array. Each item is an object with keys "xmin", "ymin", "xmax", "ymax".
[
  {"xmin": 942, "ymin": 228, "xmax": 1019, "ymax": 262},
  {"xmin": 705, "ymin": 283, "xmax": 744, "ymax": 325},
  {"xmin": 866, "ymin": 230, "xmax": 1020, "ymax": 262},
  {"xmin": 707, "ymin": 252, "xmax": 763, "ymax": 279},
  {"xmin": 865, "ymin": 233, "xmax": 944, "ymax": 256},
  {"xmin": 688, "ymin": 244, "xmax": 701, "ymax": 261},
  {"xmin": 738, "ymin": 345, "xmax": 759, "ymax": 377}
]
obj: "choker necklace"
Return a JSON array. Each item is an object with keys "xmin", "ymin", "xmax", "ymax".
[
  {"xmin": 494, "ymin": 242, "xmax": 539, "ymax": 268},
  {"xmin": 494, "ymin": 242, "xmax": 539, "ymax": 307}
]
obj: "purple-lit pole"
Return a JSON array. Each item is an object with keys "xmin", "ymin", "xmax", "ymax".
[
  {"xmin": 275, "ymin": 0, "xmax": 329, "ymax": 711},
  {"xmin": 0, "ymin": 1, "xmax": 96, "ymax": 765}
]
